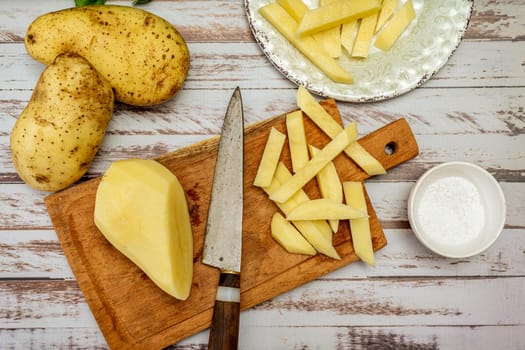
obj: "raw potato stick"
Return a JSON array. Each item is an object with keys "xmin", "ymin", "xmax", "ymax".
[
  {"xmin": 296, "ymin": 0, "xmax": 381, "ymax": 36},
  {"xmin": 271, "ymin": 212, "xmax": 317, "ymax": 256},
  {"xmin": 277, "ymin": 0, "xmax": 308, "ymax": 21},
  {"xmin": 263, "ymin": 163, "xmax": 340, "ymax": 259},
  {"xmin": 309, "ymin": 145, "xmax": 342, "ymax": 233},
  {"xmin": 352, "ymin": 11, "xmax": 379, "ymax": 58},
  {"xmin": 316, "ymin": 0, "xmax": 342, "ymax": 58},
  {"xmin": 286, "ymin": 110, "xmax": 309, "ymax": 173},
  {"xmin": 253, "ymin": 127, "xmax": 286, "ymax": 188},
  {"xmin": 297, "ymin": 85, "xmax": 349, "ymax": 138},
  {"xmin": 287, "ymin": 198, "xmax": 367, "ymax": 220},
  {"xmin": 375, "ymin": 0, "xmax": 399, "ymax": 33},
  {"xmin": 375, "ymin": 0, "xmax": 415, "ymax": 51},
  {"xmin": 259, "ymin": 3, "xmax": 353, "ymax": 84},
  {"xmin": 269, "ymin": 124, "xmax": 357, "ymax": 204},
  {"xmin": 341, "ymin": 19, "xmax": 359, "ymax": 56},
  {"xmin": 343, "ymin": 141, "xmax": 387, "ymax": 175},
  {"xmin": 277, "ymin": 0, "xmax": 336, "ymax": 58},
  {"xmin": 343, "ymin": 181, "xmax": 375, "ymax": 266},
  {"xmin": 296, "ymin": 86, "xmax": 386, "ymax": 175},
  {"xmin": 264, "ymin": 162, "xmax": 333, "ymax": 243}
]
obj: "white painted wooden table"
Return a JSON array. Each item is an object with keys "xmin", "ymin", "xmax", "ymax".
[{"xmin": 1, "ymin": 1, "xmax": 524, "ymax": 349}]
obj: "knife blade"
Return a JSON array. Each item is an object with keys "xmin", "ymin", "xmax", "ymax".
[{"xmin": 202, "ymin": 87, "xmax": 244, "ymax": 350}]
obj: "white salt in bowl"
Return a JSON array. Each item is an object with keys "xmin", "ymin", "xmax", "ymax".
[{"xmin": 407, "ymin": 161, "xmax": 506, "ymax": 258}]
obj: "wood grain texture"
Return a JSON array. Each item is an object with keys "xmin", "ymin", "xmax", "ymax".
[
  {"xmin": 2, "ymin": 42, "xmax": 524, "ymax": 91},
  {"xmin": 0, "ymin": 0, "xmax": 524, "ymax": 348},
  {"xmin": 2, "ymin": 325, "xmax": 525, "ymax": 350},
  {"xmin": 2, "ymin": 227, "xmax": 524, "ymax": 279},
  {"xmin": 1, "ymin": 278, "xmax": 524, "ymax": 348}
]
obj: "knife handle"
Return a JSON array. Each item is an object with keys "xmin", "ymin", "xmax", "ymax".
[{"xmin": 208, "ymin": 271, "xmax": 241, "ymax": 350}]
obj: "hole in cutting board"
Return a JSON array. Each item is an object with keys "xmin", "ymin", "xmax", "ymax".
[{"xmin": 384, "ymin": 142, "xmax": 397, "ymax": 156}]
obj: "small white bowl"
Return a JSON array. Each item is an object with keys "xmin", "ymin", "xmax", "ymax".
[{"xmin": 408, "ymin": 161, "xmax": 506, "ymax": 258}]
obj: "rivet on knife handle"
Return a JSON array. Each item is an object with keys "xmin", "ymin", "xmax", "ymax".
[{"xmin": 208, "ymin": 270, "xmax": 241, "ymax": 350}]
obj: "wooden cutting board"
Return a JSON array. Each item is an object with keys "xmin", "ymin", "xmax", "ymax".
[{"xmin": 45, "ymin": 100, "xmax": 419, "ymax": 350}]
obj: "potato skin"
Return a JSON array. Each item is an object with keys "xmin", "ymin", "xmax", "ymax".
[
  {"xmin": 25, "ymin": 5, "xmax": 190, "ymax": 106},
  {"xmin": 10, "ymin": 53, "xmax": 114, "ymax": 192}
]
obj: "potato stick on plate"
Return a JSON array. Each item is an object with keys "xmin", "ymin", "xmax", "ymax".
[
  {"xmin": 277, "ymin": 0, "xmax": 338, "ymax": 58},
  {"xmin": 259, "ymin": 3, "xmax": 353, "ymax": 84},
  {"xmin": 276, "ymin": 0, "xmax": 308, "ymax": 21},
  {"xmin": 352, "ymin": 11, "xmax": 379, "ymax": 58},
  {"xmin": 375, "ymin": 0, "xmax": 399, "ymax": 33},
  {"xmin": 316, "ymin": 0, "xmax": 342, "ymax": 58},
  {"xmin": 375, "ymin": 0, "xmax": 415, "ymax": 51},
  {"xmin": 296, "ymin": 0, "xmax": 380, "ymax": 36},
  {"xmin": 341, "ymin": 19, "xmax": 359, "ymax": 56}
]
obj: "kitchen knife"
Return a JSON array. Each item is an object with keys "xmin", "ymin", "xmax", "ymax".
[{"xmin": 202, "ymin": 87, "xmax": 244, "ymax": 350}]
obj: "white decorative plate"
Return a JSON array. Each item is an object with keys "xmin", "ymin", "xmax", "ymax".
[{"xmin": 244, "ymin": 0, "xmax": 473, "ymax": 102}]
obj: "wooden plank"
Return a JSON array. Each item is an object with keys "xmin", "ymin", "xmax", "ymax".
[
  {"xmin": 0, "ymin": 328, "xmax": 107, "ymax": 350},
  {"xmin": 2, "ymin": 181, "xmax": 523, "ymax": 230},
  {"xmin": 0, "ymin": 326, "xmax": 108, "ymax": 350},
  {"xmin": 2, "ymin": 324, "xmax": 525, "ymax": 349},
  {"xmin": 2, "ymin": 85, "xmax": 524, "ymax": 183},
  {"xmin": 467, "ymin": 1, "xmax": 525, "ymax": 40},
  {"xmin": 2, "ymin": 325, "xmax": 525, "ymax": 349},
  {"xmin": 383, "ymin": 135, "xmax": 525, "ymax": 182},
  {"xmin": 3, "ymin": 133, "xmax": 523, "ymax": 185},
  {"xmin": 2, "ymin": 278, "xmax": 524, "ymax": 328},
  {"xmin": 337, "ymin": 86, "xmax": 525, "ymax": 136},
  {"xmin": 0, "ymin": 280, "xmax": 95, "ymax": 328},
  {"xmin": 246, "ymin": 277, "xmax": 525, "ymax": 327},
  {"xmin": 1, "ymin": 41, "xmax": 524, "ymax": 91},
  {"xmin": 2, "ymin": 86, "xmax": 524, "ymax": 137},
  {"xmin": 0, "ymin": 184, "xmax": 51, "ymax": 230},
  {"xmin": 0, "ymin": 0, "xmax": 523, "ymax": 43},
  {"xmin": 426, "ymin": 41, "xmax": 525, "ymax": 87},
  {"xmin": 179, "ymin": 325, "xmax": 525, "ymax": 349},
  {"xmin": 0, "ymin": 230, "xmax": 71, "ymax": 279},
  {"xmin": 1, "ymin": 228, "xmax": 524, "ymax": 279},
  {"xmin": 0, "ymin": 0, "xmax": 252, "ymax": 44}
]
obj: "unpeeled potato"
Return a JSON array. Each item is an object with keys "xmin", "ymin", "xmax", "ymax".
[
  {"xmin": 25, "ymin": 5, "xmax": 190, "ymax": 106},
  {"xmin": 10, "ymin": 52, "xmax": 114, "ymax": 192}
]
